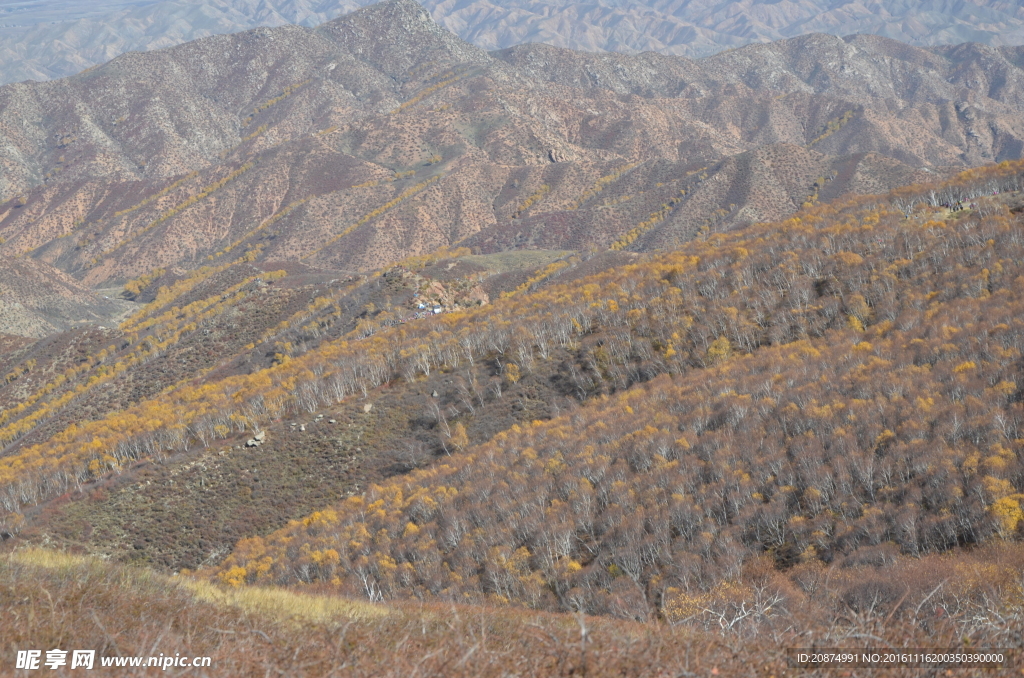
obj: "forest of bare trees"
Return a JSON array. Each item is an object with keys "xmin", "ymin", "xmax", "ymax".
[
  {"xmin": 200, "ymin": 162, "xmax": 1024, "ymax": 624},
  {"xmin": 5, "ymin": 164, "xmax": 1024, "ymax": 534}
]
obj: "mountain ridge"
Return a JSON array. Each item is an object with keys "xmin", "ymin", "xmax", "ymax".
[
  {"xmin": 4, "ymin": 0, "xmax": 1024, "ymax": 87},
  {"xmin": 2, "ymin": 0, "xmax": 1022, "ymax": 304}
]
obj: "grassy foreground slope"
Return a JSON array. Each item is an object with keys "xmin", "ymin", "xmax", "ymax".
[{"xmin": 2, "ymin": 547, "xmax": 1020, "ymax": 677}]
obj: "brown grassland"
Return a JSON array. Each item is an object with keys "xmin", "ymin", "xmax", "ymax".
[{"xmin": 2, "ymin": 547, "xmax": 1023, "ymax": 676}]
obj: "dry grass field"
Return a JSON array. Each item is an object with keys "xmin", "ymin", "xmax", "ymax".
[{"xmin": 3, "ymin": 546, "xmax": 1022, "ymax": 677}]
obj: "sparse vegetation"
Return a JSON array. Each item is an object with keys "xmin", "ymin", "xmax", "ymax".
[
  {"xmin": 92, "ymin": 161, "xmax": 256, "ymax": 264},
  {"xmin": 3, "ymin": 545, "xmax": 1021, "ymax": 677},
  {"xmin": 214, "ymin": 197, "xmax": 310, "ymax": 260},
  {"xmin": 242, "ymin": 79, "xmax": 312, "ymax": 127},
  {"xmin": 501, "ymin": 256, "xmax": 574, "ymax": 297},
  {"xmin": 195, "ymin": 161, "xmax": 1024, "ymax": 623},
  {"xmin": 122, "ymin": 267, "xmax": 166, "ymax": 298},
  {"xmin": 569, "ymin": 162, "xmax": 640, "ymax": 210},
  {"xmin": 610, "ymin": 189, "xmax": 685, "ymax": 250},
  {"xmin": 111, "ymin": 171, "xmax": 199, "ymax": 219},
  {"xmin": 389, "ymin": 70, "xmax": 467, "ymax": 114},
  {"xmin": 8, "ymin": 15, "xmax": 1024, "ymax": 671},
  {"xmin": 304, "ymin": 175, "xmax": 441, "ymax": 259},
  {"xmin": 808, "ymin": 109, "xmax": 856, "ymax": 147},
  {"xmin": 4, "ymin": 161, "xmax": 1023, "ymax": 545},
  {"xmin": 511, "ymin": 183, "xmax": 550, "ymax": 218}
]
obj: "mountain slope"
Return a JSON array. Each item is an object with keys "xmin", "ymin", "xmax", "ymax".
[
  {"xmin": 2, "ymin": 0, "xmax": 1024, "ymax": 300},
  {"xmin": 1, "ymin": 160, "xmax": 1019, "ymax": 615},
  {"xmin": 3, "ymin": 0, "xmax": 1024, "ymax": 660},
  {"xmin": 0, "ymin": 258, "xmax": 128, "ymax": 338},
  {"xmin": 204, "ymin": 163, "xmax": 1024, "ymax": 617},
  {"xmin": 428, "ymin": 0, "xmax": 1024, "ymax": 57},
  {"xmin": 0, "ymin": 0, "xmax": 362, "ymax": 84}
]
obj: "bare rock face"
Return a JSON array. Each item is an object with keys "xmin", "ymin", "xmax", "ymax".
[{"xmin": 1, "ymin": 0, "xmax": 1024, "ymax": 336}]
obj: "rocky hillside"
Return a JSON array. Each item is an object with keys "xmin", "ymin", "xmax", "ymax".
[
  {"xmin": 0, "ymin": 0, "xmax": 362, "ymax": 84},
  {"xmin": 2, "ymin": 1, "xmax": 1023, "ymax": 662},
  {"xmin": 425, "ymin": 0, "xmax": 1024, "ymax": 57},
  {"xmin": 0, "ymin": 258, "xmax": 129, "ymax": 338},
  {"xmin": 2, "ymin": 0, "xmax": 1024, "ymax": 308},
  {"xmin": 4, "ymin": 0, "xmax": 1024, "ymax": 85}
]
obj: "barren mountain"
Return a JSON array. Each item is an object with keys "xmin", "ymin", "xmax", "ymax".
[
  {"xmin": 3, "ymin": 0, "xmax": 1024, "ymax": 86},
  {"xmin": 2, "ymin": 0, "xmax": 1023, "ymax": 303},
  {"xmin": 428, "ymin": 0, "xmax": 1024, "ymax": 56}
]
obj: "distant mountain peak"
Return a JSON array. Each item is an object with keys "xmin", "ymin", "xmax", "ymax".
[
  {"xmin": 3, "ymin": 0, "xmax": 1024, "ymax": 87},
  {"xmin": 316, "ymin": 0, "xmax": 490, "ymax": 73}
]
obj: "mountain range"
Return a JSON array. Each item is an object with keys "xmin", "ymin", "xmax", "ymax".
[
  {"xmin": 3, "ymin": 0, "xmax": 1024, "ymax": 85},
  {"xmin": 1, "ymin": 1, "xmax": 1024, "ymax": 671},
  {"xmin": 4, "ymin": 0, "xmax": 1024, "ymax": 325}
]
